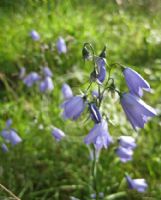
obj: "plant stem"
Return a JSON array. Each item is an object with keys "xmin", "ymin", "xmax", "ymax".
[
  {"xmin": 92, "ymin": 147, "xmax": 99, "ymax": 200},
  {"xmin": 0, "ymin": 183, "xmax": 21, "ymax": 200}
]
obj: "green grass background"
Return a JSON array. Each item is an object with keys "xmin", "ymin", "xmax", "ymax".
[{"xmin": 0, "ymin": 0, "xmax": 161, "ymax": 199}]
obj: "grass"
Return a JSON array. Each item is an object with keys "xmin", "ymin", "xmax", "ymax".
[{"xmin": 0, "ymin": 0, "xmax": 161, "ymax": 199}]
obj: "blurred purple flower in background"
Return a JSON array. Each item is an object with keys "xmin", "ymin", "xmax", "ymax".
[
  {"xmin": 30, "ymin": 30, "xmax": 40, "ymax": 41},
  {"xmin": 118, "ymin": 136, "xmax": 136, "ymax": 149},
  {"xmin": 84, "ymin": 120, "xmax": 112, "ymax": 150},
  {"xmin": 39, "ymin": 77, "xmax": 54, "ymax": 92},
  {"xmin": 52, "ymin": 127, "xmax": 65, "ymax": 141},
  {"xmin": 1, "ymin": 119, "xmax": 22, "ymax": 146},
  {"xmin": 126, "ymin": 175, "xmax": 148, "ymax": 192},
  {"xmin": 23, "ymin": 72, "xmax": 40, "ymax": 87},
  {"xmin": 61, "ymin": 96, "xmax": 85, "ymax": 120},
  {"xmin": 62, "ymin": 83, "xmax": 73, "ymax": 100},
  {"xmin": 1, "ymin": 143, "xmax": 9, "ymax": 153},
  {"xmin": 123, "ymin": 67, "xmax": 151, "ymax": 97},
  {"xmin": 56, "ymin": 37, "xmax": 67, "ymax": 54},
  {"xmin": 120, "ymin": 93, "xmax": 156, "ymax": 130},
  {"xmin": 42, "ymin": 66, "xmax": 53, "ymax": 77},
  {"xmin": 116, "ymin": 146, "xmax": 133, "ymax": 162}
]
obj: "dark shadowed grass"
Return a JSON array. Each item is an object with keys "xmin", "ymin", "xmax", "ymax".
[{"xmin": 0, "ymin": 1, "xmax": 161, "ymax": 199}]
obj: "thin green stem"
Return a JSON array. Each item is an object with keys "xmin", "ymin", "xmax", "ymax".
[{"xmin": 91, "ymin": 147, "xmax": 99, "ymax": 200}]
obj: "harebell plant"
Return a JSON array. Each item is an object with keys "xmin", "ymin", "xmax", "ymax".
[{"xmin": 54, "ymin": 43, "xmax": 156, "ymax": 199}]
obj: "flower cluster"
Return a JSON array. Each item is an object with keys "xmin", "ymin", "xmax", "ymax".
[
  {"xmin": 0, "ymin": 119, "xmax": 22, "ymax": 152},
  {"xmin": 22, "ymin": 66, "xmax": 54, "ymax": 93},
  {"xmin": 52, "ymin": 43, "xmax": 156, "ymax": 195},
  {"xmin": 29, "ymin": 30, "xmax": 67, "ymax": 54}
]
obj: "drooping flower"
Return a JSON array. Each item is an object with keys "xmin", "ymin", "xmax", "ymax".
[
  {"xmin": 84, "ymin": 120, "xmax": 112, "ymax": 150},
  {"xmin": 8, "ymin": 130, "xmax": 22, "ymax": 145},
  {"xmin": 42, "ymin": 67, "xmax": 53, "ymax": 77},
  {"xmin": 1, "ymin": 143, "xmax": 9, "ymax": 153},
  {"xmin": 56, "ymin": 37, "xmax": 67, "ymax": 54},
  {"xmin": 123, "ymin": 67, "xmax": 151, "ymax": 97},
  {"xmin": 116, "ymin": 146, "xmax": 133, "ymax": 162},
  {"xmin": 6, "ymin": 119, "xmax": 12, "ymax": 128},
  {"xmin": 1, "ymin": 120, "xmax": 22, "ymax": 146},
  {"xmin": 23, "ymin": 72, "xmax": 40, "ymax": 87},
  {"xmin": 118, "ymin": 136, "xmax": 136, "ymax": 149},
  {"xmin": 1, "ymin": 129, "xmax": 22, "ymax": 146},
  {"xmin": 52, "ymin": 127, "xmax": 65, "ymax": 141},
  {"xmin": 30, "ymin": 30, "xmax": 40, "ymax": 41},
  {"xmin": 95, "ymin": 57, "xmax": 106, "ymax": 84},
  {"xmin": 126, "ymin": 175, "xmax": 148, "ymax": 192},
  {"xmin": 61, "ymin": 96, "xmax": 85, "ymax": 120},
  {"xmin": 88, "ymin": 103, "xmax": 102, "ymax": 123},
  {"xmin": 62, "ymin": 83, "xmax": 73, "ymax": 100},
  {"xmin": 39, "ymin": 77, "xmax": 54, "ymax": 92},
  {"xmin": 120, "ymin": 93, "xmax": 156, "ymax": 130}
]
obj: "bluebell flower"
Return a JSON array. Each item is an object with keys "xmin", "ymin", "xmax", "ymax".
[
  {"xmin": 84, "ymin": 120, "xmax": 112, "ymax": 150},
  {"xmin": 23, "ymin": 72, "xmax": 40, "ymax": 87},
  {"xmin": 88, "ymin": 103, "xmax": 102, "ymax": 123},
  {"xmin": 91, "ymin": 192, "xmax": 104, "ymax": 199},
  {"xmin": 1, "ymin": 120, "xmax": 22, "ymax": 146},
  {"xmin": 39, "ymin": 77, "xmax": 54, "ymax": 92},
  {"xmin": 116, "ymin": 146, "xmax": 133, "ymax": 162},
  {"xmin": 120, "ymin": 93, "xmax": 156, "ymax": 130},
  {"xmin": 30, "ymin": 30, "xmax": 40, "ymax": 41},
  {"xmin": 6, "ymin": 119, "xmax": 12, "ymax": 128},
  {"xmin": 19, "ymin": 67, "xmax": 26, "ymax": 79},
  {"xmin": 118, "ymin": 136, "xmax": 136, "ymax": 149},
  {"xmin": 126, "ymin": 175, "xmax": 148, "ymax": 192},
  {"xmin": 56, "ymin": 37, "xmax": 67, "ymax": 54},
  {"xmin": 123, "ymin": 67, "xmax": 151, "ymax": 97},
  {"xmin": 1, "ymin": 143, "xmax": 9, "ymax": 153},
  {"xmin": 1, "ymin": 129, "xmax": 22, "ymax": 146},
  {"xmin": 61, "ymin": 96, "xmax": 85, "ymax": 120},
  {"xmin": 95, "ymin": 57, "xmax": 106, "ymax": 84},
  {"xmin": 52, "ymin": 127, "xmax": 65, "ymax": 141},
  {"xmin": 62, "ymin": 83, "xmax": 73, "ymax": 100},
  {"xmin": 42, "ymin": 67, "xmax": 53, "ymax": 77}
]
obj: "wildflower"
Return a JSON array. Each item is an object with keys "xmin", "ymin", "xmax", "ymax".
[
  {"xmin": 116, "ymin": 146, "xmax": 133, "ymax": 162},
  {"xmin": 91, "ymin": 192, "xmax": 104, "ymax": 199},
  {"xmin": 52, "ymin": 127, "xmax": 65, "ymax": 141},
  {"xmin": 126, "ymin": 175, "xmax": 148, "ymax": 192},
  {"xmin": 1, "ymin": 143, "xmax": 9, "ymax": 153},
  {"xmin": 61, "ymin": 96, "xmax": 85, "ymax": 120},
  {"xmin": 120, "ymin": 93, "xmax": 156, "ymax": 130},
  {"xmin": 84, "ymin": 120, "xmax": 112, "ymax": 150},
  {"xmin": 30, "ymin": 30, "xmax": 40, "ymax": 41},
  {"xmin": 88, "ymin": 103, "xmax": 102, "ymax": 123},
  {"xmin": 123, "ymin": 67, "xmax": 151, "ymax": 97},
  {"xmin": 39, "ymin": 77, "xmax": 54, "ymax": 92},
  {"xmin": 56, "ymin": 37, "xmax": 67, "ymax": 54},
  {"xmin": 95, "ymin": 57, "xmax": 106, "ymax": 84},
  {"xmin": 1, "ymin": 119, "xmax": 22, "ymax": 146},
  {"xmin": 1, "ymin": 129, "xmax": 22, "ymax": 146},
  {"xmin": 23, "ymin": 72, "xmax": 40, "ymax": 87},
  {"xmin": 62, "ymin": 83, "xmax": 73, "ymax": 100},
  {"xmin": 42, "ymin": 66, "xmax": 53, "ymax": 77},
  {"xmin": 118, "ymin": 136, "xmax": 136, "ymax": 149}
]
